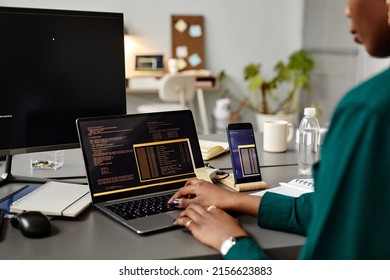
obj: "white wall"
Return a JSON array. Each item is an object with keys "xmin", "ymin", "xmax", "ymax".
[
  {"xmin": 302, "ymin": 0, "xmax": 357, "ymax": 126},
  {"xmin": 303, "ymin": 0, "xmax": 390, "ymax": 126},
  {"xmin": 1, "ymin": 0, "xmax": 304, "ymax": 127},
  {"xmin": 358, "ymin": 48, "xmax": 390, "ymax": 82}
]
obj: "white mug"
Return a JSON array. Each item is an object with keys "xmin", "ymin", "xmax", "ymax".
[
  {"xmin": 263, "ymin": 120, "xmax": 294, "ymax": 152},
  {"xmin": 168, "ymin": 58, "xmax": 179, "ymax": 74}
]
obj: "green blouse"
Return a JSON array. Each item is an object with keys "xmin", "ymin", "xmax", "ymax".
[{"xmin": 226, "ymin": 67, "xmax": 390, "ymax": 260}]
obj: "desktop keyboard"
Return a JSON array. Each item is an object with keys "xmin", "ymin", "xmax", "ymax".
[{"xmin": 105, "ymin": 193, "xmax": 176, "ymax": 220}]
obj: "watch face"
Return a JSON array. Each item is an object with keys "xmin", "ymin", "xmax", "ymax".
[{"xmin": 220, "ymin": 237, "xmax": 236, "ymax": 256}]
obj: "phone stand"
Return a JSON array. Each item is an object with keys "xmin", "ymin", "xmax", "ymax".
[{"xmin": 219, "ymin": 173, "xmax": 267, "ymax": 192}]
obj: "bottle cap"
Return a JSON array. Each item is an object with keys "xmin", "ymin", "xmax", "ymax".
[{"xmin": 304, "ymin": 107, "xmax": 316, "ymax": 116}]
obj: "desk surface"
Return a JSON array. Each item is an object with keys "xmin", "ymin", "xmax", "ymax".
[
  {"xmin": 127, "ymin": 75, "xmax": 219, "ymax": 94},
  {"xmin": 0, "ymin": 134, "xmax": 304, "ymax": 260},
  {"xmin": 201, "ymin": 133, "xmax": 299, "ymax": 168}
]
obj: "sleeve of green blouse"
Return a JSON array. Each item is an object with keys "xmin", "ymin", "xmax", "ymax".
[
  {"xmin": 224, "ymin": 237, "xmax": 270, "ymax": 260},
  {"xmin": 258, "ymin": 192, "xmax": 313, "ymax": 235}
]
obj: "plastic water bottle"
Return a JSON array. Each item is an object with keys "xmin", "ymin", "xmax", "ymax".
[{"xmin": 298, "ymin": 107, "xmax": 320, "ymax": 175}]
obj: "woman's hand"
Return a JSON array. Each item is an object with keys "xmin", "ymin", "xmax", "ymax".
[
  {"xmin": 174, "ymin": 203, "xmax": 248, "ymax": 251},
  {"xmin": 168, "ymin": 178, "xmax": 235, "ymax": 210},
  {"xmin": 168, "ymin": 177, "xmax": 262, "ymax": 216}
]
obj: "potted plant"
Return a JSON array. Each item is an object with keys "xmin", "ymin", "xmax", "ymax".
[{"xmin": 243, "ymin": 49, "xmax": 315, "ymax": 131}]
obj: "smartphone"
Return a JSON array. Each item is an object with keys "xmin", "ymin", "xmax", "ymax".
[{"xmin": 226, "ymin": 123, "xmax": 262, "ymax": 184}]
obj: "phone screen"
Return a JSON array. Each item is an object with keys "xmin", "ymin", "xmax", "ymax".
[{"xmin": 227, "ymin": 123, "xmax": 262, "ymax": 184}]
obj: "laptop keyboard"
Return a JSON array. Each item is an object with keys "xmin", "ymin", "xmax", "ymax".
[{"xmin": 105, "ymin": 193, "xmax": 176, "ymax": 220}]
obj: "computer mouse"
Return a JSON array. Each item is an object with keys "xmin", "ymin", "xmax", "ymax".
[{"xmin": 10, "ymin": 211, "xmax": 51, "ymax": 238}]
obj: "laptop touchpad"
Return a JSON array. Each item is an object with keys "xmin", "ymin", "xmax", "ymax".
[{"xmin": 128, "ymin": 210, "xmax": 181, "ymax": 233}]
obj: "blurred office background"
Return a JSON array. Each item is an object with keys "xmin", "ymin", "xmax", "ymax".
[{"xmin": 3, "ymin": 0, "xmax": 389, "ymax": 128}]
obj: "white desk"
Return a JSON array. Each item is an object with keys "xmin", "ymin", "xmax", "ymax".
[{"xmin": 127, "ymin": 75, "xmax": 219, "ymax": 134}]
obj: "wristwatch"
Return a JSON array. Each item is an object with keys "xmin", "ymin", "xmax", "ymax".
[{"xmin": 220, "ymin": 237, "xmax": 238, "ymax": 256}]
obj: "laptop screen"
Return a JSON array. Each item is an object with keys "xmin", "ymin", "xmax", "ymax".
[{"xmin": 76, "ymin": 110, "xmax": 204, "ymax": 203}]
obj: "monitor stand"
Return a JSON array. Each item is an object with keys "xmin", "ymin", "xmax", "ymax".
[{"xmin": 0, "ymin": 155, "xmax": 50, "ymax": 187}]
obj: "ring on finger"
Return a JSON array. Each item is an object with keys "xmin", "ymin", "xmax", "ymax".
[
  {"xmin": 207, "ymin": 205, "xmax": 217, "ymax": 212},
  {"xmin": 186, "ymin": 219, "xmax": 193, "ymax": 228}
]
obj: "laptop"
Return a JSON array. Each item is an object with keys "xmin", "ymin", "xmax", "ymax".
[{"xmin": 76, "ymin": 110, "xmax": 205, "ymax": 234}]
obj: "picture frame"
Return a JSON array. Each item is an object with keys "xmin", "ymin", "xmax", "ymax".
[{"xmin": 134, "ymin": 54, "xmax": 164, "ymax": 72}]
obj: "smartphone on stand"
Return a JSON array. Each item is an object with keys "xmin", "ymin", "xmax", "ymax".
[{"xmin": 226, "ymin": 123, "xmax": 262, "ymax": 184}]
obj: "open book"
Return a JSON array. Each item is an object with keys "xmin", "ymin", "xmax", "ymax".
[
  {"xmin": 199, "ymin": 139, "xmax": 229, "ymax": 160},
  {"xmin": 252, "ymin": 178, "xmax": 314, "ymax": 197}
]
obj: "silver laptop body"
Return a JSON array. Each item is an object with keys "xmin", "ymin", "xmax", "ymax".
[{"xmin": 76, "ymin": 110, "xmax": 204, "ymax": 234}]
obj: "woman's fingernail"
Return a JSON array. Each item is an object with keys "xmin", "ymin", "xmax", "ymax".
[{"xmin": 172, "ymin": 199, "xmax": 180, "ymax": 207}]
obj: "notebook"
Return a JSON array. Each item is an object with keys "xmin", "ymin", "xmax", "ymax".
[
  {"xmin": 10, "ymin": 181, "xmax": 91, "ymax": 217},
  {"xmin": 76, "ymin": 110, "xmax": 205, "ymax": 234},
  {"xmin": 252, "ymin": 178, "xmax": 314, "ymax": 197},
  {"xmin": 198, "ymin": 139, "xmax": 229, "ymax": 160},
  {"xmin": 0, "ymin": 184, "xmax": 39, "ymax": 216}
]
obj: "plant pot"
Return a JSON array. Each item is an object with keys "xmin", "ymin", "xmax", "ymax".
[{"xmin": 255, "ymin": 112, "xmax": 297, "ymax": 132}]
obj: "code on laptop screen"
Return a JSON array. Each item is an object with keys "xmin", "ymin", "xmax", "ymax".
[
  {"xmin": 134, "ymin": 139, "xmax": 195, "ymax": 182},
  {"xmin": 77, "ymin": 111, "xmax": 203, "ymax": 200}
]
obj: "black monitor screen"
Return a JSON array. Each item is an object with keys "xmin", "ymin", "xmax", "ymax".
[{"xmin": 0, "ymin": 7, "xmax": 127, "ymax": 156}]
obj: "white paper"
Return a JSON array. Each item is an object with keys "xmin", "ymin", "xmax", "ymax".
[{"xmin": 252, "ymin": 179, "xmax": 314, "ymax": 197}]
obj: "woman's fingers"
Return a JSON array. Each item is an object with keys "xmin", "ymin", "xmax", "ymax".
[
  {"xmin": 175, "ymin": 203, "xmax": 210, "ymax": 229},
  {"xmin": 169, "ymin": 178, "xmax": 231, "ymax": 210},
  {"xmin": 168, "ymin": 184, "xmax": 197, "ymax": 204},
  {"xmin": 168, "ymin": 178, "xmax": 208, "ymax": 207},
  {"xmin": 174, "ymin": 203, "xmax": 248, "ymax": 251},
  {"xmin": 184, "ymin": 177, "xmax": 202, "ymax": 187}
]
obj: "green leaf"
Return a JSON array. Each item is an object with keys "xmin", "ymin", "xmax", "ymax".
[
  {"xmin": 295, "ymin": 75, "xmax": 308, "ymax": 88},
  {"xmin": 248, "ymin": 76, "xmax": 264, "ymax": 91},
  {"xmin": 243, "ymin": 63, "xmax": 261, "ymax": 80},
  {"xmin": 242, "ymin": 49, "xmax": 316, "ymax": 114}
]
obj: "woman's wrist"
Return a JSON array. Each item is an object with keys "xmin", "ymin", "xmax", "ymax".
[
  {"xmin": 218, "ymin": 191, "xmax": 240, "ymax": 210},
  {"xmin": 222, "ymin": 192, "xmax": 261, "ymax": 216},
  {"xmin": 219, "ymin": 235, "xmax": 249, "ymax": 256}
]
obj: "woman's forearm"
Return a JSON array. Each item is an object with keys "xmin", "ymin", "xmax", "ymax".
[{"xmin": 223, "ymin": 192, "xmax": 261, "ymax": 217}]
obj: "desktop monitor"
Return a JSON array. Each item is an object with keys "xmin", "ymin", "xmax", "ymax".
[{"xmin": 0, "ymin": 7, "xmax": 127, "ymax": 184}]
